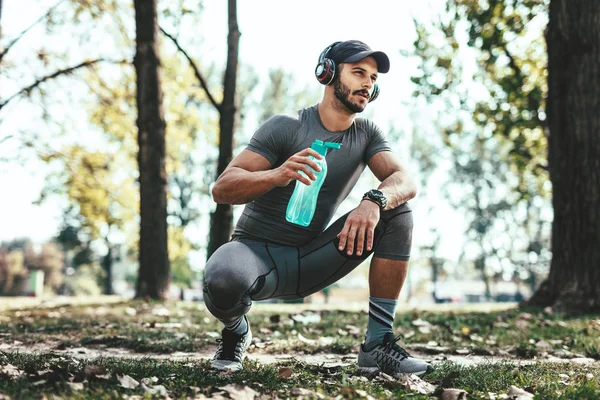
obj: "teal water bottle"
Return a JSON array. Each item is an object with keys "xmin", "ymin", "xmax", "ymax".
[{"xmin": 286, "ymin": 140, "xmax": 342, "ymax": 226}]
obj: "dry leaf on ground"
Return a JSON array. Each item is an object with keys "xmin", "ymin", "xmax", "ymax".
[
  {"xmin": 440, "ymin": 388, "xmax": 468, "ymax": 399},
  {"xmin": 141, "ymin": 383, "xmax": 169, "ymax": 397},
  {"xmin": 507, "ymin": 385, "xmax": 534, "ymax": 399},
  {"xmin": 117, "ymin": 374, "xmax": 139, "ymax": 389},
  {"xmin": 66, "ymin": 382, "xmax": 84, "ymax": 391},
  {"xmin": 397, "ymin": 374, "xmax": 437, "ymax": 394},
  {"xmin": 218, "ymin": 384, "xmax": 260, "ymax": 400},
  {"xmin": 278, "ymin": 367, "xmax": 294, "ymax": 378},
  {"xmin": 0, "ymin": 364, "xmax": 23, "ymax": 380}
]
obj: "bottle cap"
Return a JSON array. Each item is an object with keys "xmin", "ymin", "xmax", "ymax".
[{"xmin": 311, "ymin": 140, "xmax": 342, "ymax": 156}]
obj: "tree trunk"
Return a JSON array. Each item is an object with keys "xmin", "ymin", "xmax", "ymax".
[
  {"xmin": 102, "ymin": 246, "xmax": 113, "ymax": 295},
  {"xmin": 133, "ymin": 0, "xmax": 169, "ymax": 300},
  {"xmin": 207, "ymin": 0, "xmax": 240, "ymax": 260},
  {"xmin": 526, "ymin": 0, "xmax": 600, "ymax": 313}
]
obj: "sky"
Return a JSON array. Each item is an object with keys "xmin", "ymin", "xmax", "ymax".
[{"xmin": 0, "ymin": 0, "xmax": 464, "ymax": 265}]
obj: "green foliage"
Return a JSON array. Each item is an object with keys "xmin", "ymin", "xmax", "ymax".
[
  {"xmin": 64, "ymin": 264, "xmax": 104, "ymax": 295},
  {"xmin": 168, "ymin": 227, "xmax": 196, "ymax": 288},
  {"xmin": 258, "ymin": 68, "xmax": 322, "ymax": 125},
  {"xmin": 410, "ymin": 0, "xmax": 550, "ymax": 198}
]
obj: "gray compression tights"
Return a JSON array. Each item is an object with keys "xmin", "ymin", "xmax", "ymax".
[{"xmin": 203, "ymin": 203, "xmax": 413, "ymax": 321}]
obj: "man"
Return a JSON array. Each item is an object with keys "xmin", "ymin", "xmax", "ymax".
[{"xmin": 204, "ymin": 40, "xmax": 431, "ymax": 377}]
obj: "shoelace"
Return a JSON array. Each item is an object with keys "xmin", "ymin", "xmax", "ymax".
[
  {"xmin": 383, "ymin": 334, "xmax": 411, "ymax": 361},
  {"xmin": 215, "ymin": 331, "xmax": 245, "ymax": 361}
]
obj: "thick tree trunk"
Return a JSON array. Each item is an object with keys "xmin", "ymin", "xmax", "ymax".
[
  {"xmin": 133, "ymin": 0, "xmax": 169, "ymax": 299},
  {"xmin": 527, "ymin": 0, "xmax": 600, "ymax": 313},
  {"xmin": 207, "ymin": 0, "xmax": 240, "ymax": 260}
]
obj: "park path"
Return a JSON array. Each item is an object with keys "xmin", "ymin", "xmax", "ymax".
[{"xmin": 4, "ymin": 343, "xmax": 599, "ymax": 369}]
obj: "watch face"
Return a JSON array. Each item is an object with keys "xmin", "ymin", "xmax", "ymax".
[{"xmin": 370, "ymin": 189, "xmax": 383, "ymax": 199}]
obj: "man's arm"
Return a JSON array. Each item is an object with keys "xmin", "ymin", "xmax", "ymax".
[
  {"xmin": 337, "ymin": 150, "xmax": 417, "ymax": 256},
  {"xmin": 211, "ymin": 148, "xmax": 323, "ymax": 205},
  {"xmin": 367, "ymin": 151, "xmax": 418, "ymax": 210}
]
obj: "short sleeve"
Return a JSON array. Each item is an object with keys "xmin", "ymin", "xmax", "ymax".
[
  {"xmin": 246, "ymin": 115, "xmax": 297, "ymax": 166},
  {"xmin": 363, "ymin": 120, "xmax": 392, "ymax": 163}
]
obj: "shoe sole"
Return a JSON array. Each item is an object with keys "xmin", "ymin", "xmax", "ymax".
[{"xmin": 358, "ymin": 366, "xmax": 428, "ymax": 377}]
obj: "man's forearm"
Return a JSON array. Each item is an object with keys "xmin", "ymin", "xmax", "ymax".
[
  {"xmin": 377, "ymin": 170, "xmax": 418, "ymax": 210},
  {"xmin": 212, "ymin": 167, "xmax": 280, "ymax": 205}
]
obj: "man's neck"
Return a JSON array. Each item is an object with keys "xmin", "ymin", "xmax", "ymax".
[{"xmin": 317, "ymin": 100, "xmax": 355, "ymax": 132}]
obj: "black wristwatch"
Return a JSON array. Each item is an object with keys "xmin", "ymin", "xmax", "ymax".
[{"xmin": 362, "ymin": 189, "xmax": 387, "ymax": 211}]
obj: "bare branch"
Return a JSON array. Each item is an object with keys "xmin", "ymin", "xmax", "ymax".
[
  {"xmin": 0, "ymin": 0, "xmax": 67, "ymax": 63},
  {"xmin": 0, "ymin": 58, "xmax": 129, "ymax": 111},
  {"xmin": 0, "ymin": 135, "xmax": 12, "ymax": 146},
  {"xmin": 159, "ymin": 25, "xmax": 221, "ymax": 112}
]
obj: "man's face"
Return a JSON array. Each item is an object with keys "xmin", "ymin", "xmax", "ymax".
[{"xmin": 333, "ymin": 56, "xmax": 379, "ymax": 114}]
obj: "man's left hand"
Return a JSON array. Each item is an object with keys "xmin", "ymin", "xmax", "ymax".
[{"xmin": 337, "ymin": 200, "xmax": 380, "ymax": 256}]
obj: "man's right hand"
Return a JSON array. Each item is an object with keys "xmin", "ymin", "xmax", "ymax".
[{"xmin": 274, "ymin": 148, "xmax": 323, "ymax": 187}]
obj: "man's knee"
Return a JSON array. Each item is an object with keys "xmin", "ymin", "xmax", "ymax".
[{"xmin": 203, "ymin": 244, "xmax": 252, "ymax": 319}]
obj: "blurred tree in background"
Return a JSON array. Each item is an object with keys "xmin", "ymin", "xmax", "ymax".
[
  {"xmin": 409, "ymin": 0, "xmax": 551, "ymax": 300},
  {"xmin": 526, "ymin": 0, "xmax": 600, "ymax": 312}
]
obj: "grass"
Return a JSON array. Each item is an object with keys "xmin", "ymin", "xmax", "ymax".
[{"xmin": 0, "ymin": 299, "xmax": 599, "ymax": 399}]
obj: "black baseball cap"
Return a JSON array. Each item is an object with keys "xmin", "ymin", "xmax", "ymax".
[{"xmin": 328, "ymin": 40, "xmax": 390, "ymax": 73}]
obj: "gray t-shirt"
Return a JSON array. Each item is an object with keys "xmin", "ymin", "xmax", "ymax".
[{"xmin": 232, "ymin": 104, "xmax": 391, "ymax": 246}]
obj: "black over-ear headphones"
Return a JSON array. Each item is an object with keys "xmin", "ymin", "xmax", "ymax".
[{"xmin": 314, "ymin": 41, "xmax": 380, "ymax": 103}]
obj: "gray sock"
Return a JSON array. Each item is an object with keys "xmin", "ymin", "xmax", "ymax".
[
  {"xmin": 222, "ymin": 315, "xmax": 248, "ymax": 335},
  {"xmin": 365, "ymin": 296, "xmax": 398, "ymax": 348}
]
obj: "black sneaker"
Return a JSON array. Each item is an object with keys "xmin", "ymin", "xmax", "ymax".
[
  {"xmin": 358, "ymin": 332, "xmax": 431, "ymax": 376},
  {"xmin": 210, "ymin": 323, "xmax": 252, "ymax": 372}
]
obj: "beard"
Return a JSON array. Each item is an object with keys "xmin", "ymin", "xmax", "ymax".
[{"xmin": 333, "ymin": 77, "xmax": 366, "ymax": 114}]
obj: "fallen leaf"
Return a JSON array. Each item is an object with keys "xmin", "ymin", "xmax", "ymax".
[
  {"xmin": 117, "ymin": 374, "xmax": 139, "ymax": 389},
  {"xmin": 418, "ymin": 326, "xmax": 431, "ymax": 334},
  {"xmin": 412, "ymin": 318, "xmax": 433, "ymax": 327},
  {"xmin": 67, "ymin": 382, "xmax": 84, "ymax": 391},
  {"xmin": 440, "ymin": 388, "xmax": 468, "ymax": 399},
  {"xmin": 0, "ymin": 364, "xmax": 23, "ymax": 380},
  {"xmin": 141, "ymin": 376, "xmax": 159, "ymax": 385},
  {"xmin": 278, "ymin": 367, "xmax": 294, "ymax": 379},
  {"xmin": 151, "ymin": 306, "xmax": 170, "ymax": 316},
  {"xmin": 219, "ymin": 383, "xmax": 260, "ymax": 400},
  {"xmin": 398, "ymin": 374, "xmax": 437, "ymax": 394},
  {"xmin": 318, "ymin": 336, "xmax": 335, "ymax": 346},
  {"xmin": 374, "ymin": 372, "xmax": 396, "ymax": 382},
  {"xmin": 297, "ymin": 333, "xmax": 316, "ymax": 344},
  {"xmin": 291, "ymin": 313, "xmax": 321, "ymax": 324},
  {"xmin": 535, "ymin": 340, "xmax": 551, "ymax": 351},
  {"xmin": 141, "ymin": 383, "xmax": 169, "ymax": 396},
  {"xmin": 507, "ymin": 385, "xmax": 534, "ymax": 399}
]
